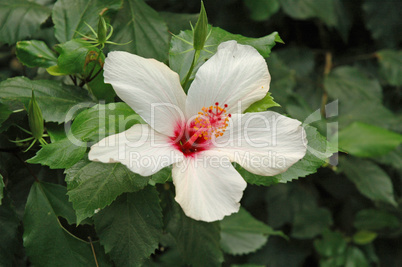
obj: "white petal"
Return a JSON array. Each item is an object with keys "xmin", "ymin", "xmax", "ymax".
[
  {"xmin": 172, "ymin": 152, "xmax": 247, "ymax": 222},
  {"xmin": 89, "ymin": 124, "xmax": 184, "ymax": 176},
  {"xmin": 104, "ymin": 51, "xmax": 187, "ymax": 136},
  {"xmin": 212, "ymin": 112, "xmax": 307, "ymax": 176},
  {"xmin": 186, "ymin": 41, "xmax": 270, "ymax": 117}
]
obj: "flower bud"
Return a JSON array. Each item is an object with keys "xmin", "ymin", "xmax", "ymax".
[
  {"xmin": 28, "ymin": 91, "xmax": 44, "ymax": 140},
  {"xmin": 193, "ymin": 1, "xmax": 208, "ymax": 51},
  {"xmin": 97, "ymin": 15, "xmax": 107, "ymax": 45}
]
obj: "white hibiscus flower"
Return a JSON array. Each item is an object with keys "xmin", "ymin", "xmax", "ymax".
[{"xmin": 89, "ymin": 40, "xmax": 307, "ymax": 222}]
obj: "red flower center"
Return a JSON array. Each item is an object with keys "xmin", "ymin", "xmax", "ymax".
[{"xmin": 171, "ymin": 102, "xmax": 231, "ymax": 157}]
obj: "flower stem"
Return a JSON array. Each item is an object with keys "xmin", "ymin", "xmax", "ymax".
[{"xmin": 182, "ymin": 49, "xmax": 201, "ymax": 90}]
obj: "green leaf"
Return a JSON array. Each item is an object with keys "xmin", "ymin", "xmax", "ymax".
[
  {"xmin": 0, "ymin": 103, "xmax": 12, "ymax": 128},
  {"xmin": 325, "ymin": 66, "xmax": 382, "ymax": 113},
  {"xmin": 65, "ymin": 157, "xmax": 149, "ymax": 224},
  {"xmin": 377, "ymin": 49, "xmax": 402, "ymax": 86},
  {"xmin": 244, "ymin": 0, "xmax": 280, "ymax": 21},
  {"xmin": 149, "ymin": 166, "xmax": 172, "ymax": 185},
  {"xmin": 23, "ymin": 182, "xmax": 99, "ymax": 266},
  {"xmin": 236, "ymin": 165, "xmax": 280, "ymax": 186},
  {"xmin": 353, "ymin": 209, "xmax": 400, "ymax": 231},
  {"xmin": 27, "ymin": 139, "xmax": 87, "ymax": 169},
  {"xmin": 314, "ymin": 230, "xmax": 347, "ymax": 258},
  {"xmin": 345, "ymin": 246, "xmax": 369, "ymax": 267},
  {"xmin": 338, "ymin": 122, "xmax": 402, "ymax": 158},
  {"xmin": 245, "ymin": 93, "xmax": 280, "ymax": 113},
  {"xmin": 279, "ymin": 0, "xmax": 351, "ymax": 41},
  {"xmin": 164, "ymin": 191, "xmax": 223, "ymax": 267},
  {"xmin": 291, "ymin": 207, "xmax": 333, "ymax": 239},
  {"xmin": 0, "ymin": 173, "xmax": 3, "ymax": 205},
  {"xmin": 220, "ymin": 208, "xmax": 286, "ymax": 255},
  {"xmin": 55, "ymin": 39, "xmax": 101, "ymax": 75},
  {"xmin": 170, "ymin": 28, "xmax": 281, "ymax": 81},
  {"xmin": 94, "ymin": 187, "xmax": 163, "ymax": 266},
  {"xmin": 0, "ymin": 0, "xmax": 51, "ymax": 44},
  {"xmin": 352, "ymin": 230, "xmax": 377, "ymax": 245},
  {"xmin": 70, "ymin": 103, "xmax": 143, "ymax": 143},
  {"xmin": 159, "ymin": 12, "xmax": 199, "ymax": 35},
  {"xmin": 16, "ymin": 40, "xmax": 57, "ymax": 68},
  {"xmin": 337, "ymin": 102, "xmax": 397, "ymax": 130},
  {"xmin": 0, "ymin": 196, "xmax": 20, "ymax": 267},
  {"xmin": 363, "ymin": 0, "xmax": 402, "ymax": 48},
  {"xmin": 0, "ymin": 77, "xmax": 93, "ymax": 123},
  {"xmin": 339, "ymin": 157, "xmax": 397, "ymax": 206},
  {"xmin": 110, "ymin": 0, "xmax": 170, "ymax": 62},
  {"xmin": 52, "ymin": 0, "xmax": 122, "ymax": 43}
]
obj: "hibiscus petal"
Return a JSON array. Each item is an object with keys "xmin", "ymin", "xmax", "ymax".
[
  {"xmin": 212, "ymin": 112, "xmax": 307, "ymax": 176},
  {"xmin": 104, "ymin": 51, "xmax": 187, "ymax": 137},
  {"xmin": 172, "ymin": 152, "xmax": 247, "ymax": 222},
  {"xmin": 89, "ymin": 124, "xmax": 183, "ymax": 176},
  {"xmin": 186, "ymin": 41, "xmax": 270, "ymax": 117}
]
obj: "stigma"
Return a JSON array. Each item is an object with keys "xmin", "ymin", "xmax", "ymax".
[{"xmin": 171, "ymin": 102, "xmax": 231, "ymax": 156}]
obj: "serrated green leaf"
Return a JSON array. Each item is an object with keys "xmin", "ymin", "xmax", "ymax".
[
  {"xmin": 353, "ymin": 209, "xmax": 400, "ymax": 231},
  {"xmin": 0, "ymin": 77, "xmax": 93, "ymax": 123},
  {"xmin": 38, "ymin": 182, "xmax": 78, "ymax": 224},
  {"xmin": 0, "ymin": 196, "xmax": 20, "ymax": 267},
  {"xmin": 220, "ymin": 208, "xmax": 286, "ymax": 255},
  {"xmin": 340, "ymin": 157, "xmax": 397, "ymax": 206},
  {"xmin": 52, "ymin": 0, "xmax": 122, "ymax": 43},
  {"xmin": 23, "ymin": 182, "xmax": 99, "ymax": 266},
  {"xmin": 110, "ymin": 0, "xmax": 170, "ymax": 62},
  {"xmin": 352, "ymin": 230, "xmax": 377, "ymax": 245},
  {"xmin": 338, "ymin": 122, "xmax": 402, "ymax": 158},
  {"xmin": 0, "ymin": 0, "xmax": 51, "ymax": 44},
  {"xmin": 27, "ymin": 139, "xmax": 87, "ymax": 169},
  {"xmin": 363, "ymin": 0, "xmax": 402, "ymax": 48},
  {"xmin": 16, "ymin": 40, "xmax": 57, "ymax": 68},
  {"xmin": 245, "ymin": 93, "xmax": 280, "ymax": 113},
  {"xmin": 292, "ymin": 207, "xmax": 333, "ymax": 239},
  {"xmin": 70, "ymin": 103, "xmax": 143, "ymax": 143},
  {"xmin": 236, "ymin": 165, "xmax": 280, "ymax": 186},
  {"xmin": 377, "ymin": 49, "xmax": 402, "ymax": 86},
  {"xmin": 94, "ymin": 187, "xmax": 163, "ymax": 266},
  {"xmin": 65, "ymin": 157, "xmax": 149, "ymax": 224},
  {"xmin": 244, "ymin": 0, "xmax": 280, "ymax": 21},
  {"xmin": 55, "ymin": 39, "xmax": 101, "ymax": 75},
  {"xmin": 170, "ymin": 28, "xmax": 281, "ymax": 81}
]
